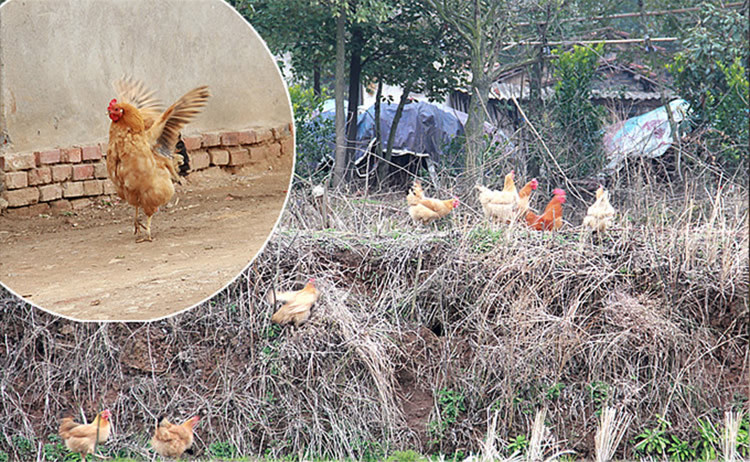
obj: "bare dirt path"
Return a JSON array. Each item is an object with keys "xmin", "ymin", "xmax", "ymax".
[{"xmin": 0, "ymin": 168, "xmax": 290, "ymax": 321}]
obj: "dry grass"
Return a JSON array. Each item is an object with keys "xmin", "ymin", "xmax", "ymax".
[{"xmin": 0, "ymin": 165, "xmax": 747, "ymax": 460}]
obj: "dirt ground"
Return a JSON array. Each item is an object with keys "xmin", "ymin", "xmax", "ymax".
[{"xmin": 0, "ymin": 167, "xmax": 291, "ymax": 321}]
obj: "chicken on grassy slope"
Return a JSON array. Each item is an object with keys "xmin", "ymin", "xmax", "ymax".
[
  {"xmin": 151, "ymin": 415, "xmax": 199, "ymax": 459},
  {"xmin": 407, "ymin": 180, "xmax": 459, "ymax": 225},
  {"xmin": 268, "ymin": 279, "xmax": 320, "ymax": 326},
  {"xmin": 526, "ymin": 188, "xmax": 566, "ymax": 231},
  {"xmin": 107, "ymin": 78, "xmax": 210, "ymax": 242},
  {"xmin": 58, "ymin": 409, "xmax": 112, "ymax": 461},
  {"xmin": 516, "ymin": 178, "xmax": 539, "ymax": 217},
  {"xmin": 475, "ymin": 171, "xmax": 519, "ymax": 224},
  {"xmin": 583, "ymin": 185, "xmax": 616, "ymax": 232}
]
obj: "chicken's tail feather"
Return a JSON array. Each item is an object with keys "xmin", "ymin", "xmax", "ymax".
[
  {"xmin": 150, "ymin": 86, "xmax": 211, "ymax": 159},
  {"xmin": 175, "ymin": 135, "xmax": 190, "ymax": 177},
  {"xmin": 407, "ymin": 180, "xmax": 424, "ymax": 205}
]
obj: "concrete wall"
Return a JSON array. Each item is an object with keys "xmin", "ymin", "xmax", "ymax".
[{"xmin": 0, "ymin": 0, "xmax": 292, "ymax": 153}]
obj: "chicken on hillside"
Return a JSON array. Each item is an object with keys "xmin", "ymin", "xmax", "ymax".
[
  {"xmin": 475, "ymin": 171, "xmax": 519, "ymax": 224},
  {"xmin": 583, "ymin": 185, "xmax": 616, "ymax": 232},
  {"xmin": 58, "ymin": 409, "xmax": 112, "ymax": 461},
  {"xmin": 526, "ymin": 188, "xmax": 566, "ymax": 231},
  {"xmin": 107, "ymin": 78, "xmax": 210, "ymax": 242},
  {"xmin": 268, "ymin": 279, "xmax": 320, "ymax": 327},
  {"xmin": 516, "ymin": 178, "xmax": 539, "ymax": 217},
  {"xmin": 151, "ymin": 415, "xmax": 199, "ymax": 459},
  {"xmin": 407, "ymin": 180, "xmax": 459, "ymax": 225}
]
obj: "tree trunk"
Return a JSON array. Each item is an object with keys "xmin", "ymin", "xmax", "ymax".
[
  {"xmin": 332, "ymin": 6, "xmax": 347, "ymax": 189},
  {"xmin": 345, "ymin": 25, "xmax": 364, "ymax": 182},
  {"xmin": 384, "ymin": 81, "xmax": 414, "ymax": 182},
  {"xmin": 465, "ymin": 64, "xmax": 490, "ymax": 183},
  {"xmin": 373, "ymin": 80, "xmax": 385, "ymax": 184},
  {"xmin": 313, "ymin": 61, "xmax": 321, "ymax": 97}
]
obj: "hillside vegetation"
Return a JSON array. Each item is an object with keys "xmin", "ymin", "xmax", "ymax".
[{"xmin": 1, "ymin": 166, "xmax": 747, "ymax": 460}]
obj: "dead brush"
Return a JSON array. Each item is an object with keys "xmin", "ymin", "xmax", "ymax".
[{"xmin": 0, "ymin": 170, "xmax": 747, "ymax": 460}]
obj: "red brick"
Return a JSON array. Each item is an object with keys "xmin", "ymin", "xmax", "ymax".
[
  {"xmin": 4, "ymin": 187, "xmax": 40, "ymax": 207},
  {"xmin": 249, "ymin": 143, "xmax": 281, "ymax": 162},
  {"xmin": 2, "ymin": 171, "xmax": 28, "ymax": 189},
  {"xmin": 81, "ymin": 145, "xmax": 102, "ymax": 161},
  {"xmin": 35, "ymin": 149, "xmax": 61, "ymax": 165},
  {"xmin": 62, "ymin": 181, "xmax": 85, "ymax": 198},
  {"xmin": 93, "ymin": 162, "xmax": 108, "ymax": 179},
  {"xmin": 27, "ymin": 167, "xmax": 52, "ymax": 186},
  {"xmin": 256, "ymin": 128, "xmax": 274, "ymax": 143},
  {"xmin": 280, "ymin": 137, "xmax": 295, "ymax": 157},
  {"xmin": 61, "ymin": 147, "xmax": 82, "ymax": 163},
  {"xmin": 103, "ymin": 180, "xmax": 118, "ymax": 196},
  {"xmin": 38, "ymin": 183, "xmax": 63, "ymax": 202},
  {"xmin": 273, "ymin": 124, "xmax": 292, "ymax": 140},
  {"xmin": 4, "ymin": 202, "xmax": 49, "ymax": 216},
  {"xmin": 70, "ymin": 198, "xmax": 92, "ymax": 210},
  {"xmin": 220, "ymin": 131, "xmax": 240, "ymax": 146},
  {"xmin": 228, "ymin": 147, "xmax": 251, "ymax": 166},
  {"xmin": 208, "ymin": 148, "xmax": 230, "ymax": 166},
  {"xmin": 201, "ymin": 132, "xmax": 221, "ymax": 147},
  {"xmin": 183, "ymin": 135, "xmax": 202, "ymax": 151},
  {"xmin": 238, "ymin": 130, "xmax": 257, "ymax": 145},
  {"xmin": 50, "ymin": 199, "xmax": 72, "ymax": 212},
  {"xmin": 51, "ymin": 164, "xmax": 73, "ymax": 182},
  {"xmin": 189, "ymin": 150, "xmax": 210, "ymax": 170},
  {"xmin": 1, "ymin": 152, "xmax": 36, "ymax": 171},
  {"xmin": 83, "ymin": 179, "xmax": 103, "ymax": 196},
  {"xmin": 72, "ymin": 164, "xmax": 94, "ymax": 180}
]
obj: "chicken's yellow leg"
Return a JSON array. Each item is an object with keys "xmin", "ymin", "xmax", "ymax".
[{"xmin": 136, "ymin": 215, "xmax": 154, "ymax": 243}]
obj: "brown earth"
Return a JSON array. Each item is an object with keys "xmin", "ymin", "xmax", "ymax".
[{"xmin": 0, "ymin": 167, "xmax": 290, "ymax": 321}]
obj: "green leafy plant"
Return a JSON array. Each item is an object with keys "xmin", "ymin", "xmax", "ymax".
[
  {"xmin": 208, "ymin": 440, "xmax": 238, "ymax": 459},
  {"xmin": 0, "ymin": 451, "xmax": 8, "ymax": 462},
  {"xmin": 738, "ymin": 414, "xmax": 750, "ymax": 458},
  {"xmin": 289, "ymin": 84, "xmax": 334, "ymax": 181},
  {"xmin": 42, "ymin": 434, "xmax": 73, "ymax": 461},
  {"xmin": 549, "ymin": 43, "xmax": 605, "ymax": 177},
  {"xmin": 507, "ymin": 433, "xmax": 529, "ymax": 456},
  {"xmin": 634, "ymin": 415, "xmax": 671, "ymax": 456},
  {"xmin": 586, "ymin": 380, "xmax": 610, "ymax": 412},
  {"xmin": 666, "ymin": 435, "xmax": 695, "ymax": 462},
  {"xmin": 695, "ymin": 417, "xmax": 718, "ymax": 461},
  {"xmin": 428, "ymin": 388, "xmax": 466, "ymax": 444},
  {"xmin": 467, "ymin": 226, "xmax": 503, "ymax": 253},
  {"xmin": 545, "ymin": 382, "xmax": 565, "ymax": 401},
  {"xmin": 386, "ymin": 449, "xmax": 428, "ymax": 462},
  {"xmin": 12, "ymin": 435, "xmax": 34, "ymax": 457},
  {"xmin": 666, "ymin": 2, "xmax": 749, "ymax": 172},
  {"xmin": 352, "ymin": 438, "xmax": 385, "ymax": 462}
]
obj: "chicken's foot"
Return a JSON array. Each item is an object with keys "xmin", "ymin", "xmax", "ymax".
[
  {"xmin": 136, "ymin": 215, "xmax": 153, "ymax": 243},
  {"xmin": 133, "ymin": 207, "xmax": 147, "ymax": 235}
]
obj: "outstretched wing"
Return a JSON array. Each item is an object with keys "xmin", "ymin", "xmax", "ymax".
[
  {"xmin": 147, "ymin": 86, "xmax": 210, "ymax": 159},
  {"xmin": 113, "ymin": 77, "xmax": 164, "ymax": 126}
]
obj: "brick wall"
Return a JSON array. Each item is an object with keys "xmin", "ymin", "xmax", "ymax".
[{"xmin": 0, "ymin": 124, "xmax": 294, "ymax": 213}]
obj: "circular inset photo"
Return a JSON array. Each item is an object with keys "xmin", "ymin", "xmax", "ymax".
[{"xmin": 0, "ymin": 0, "xmax": 294, "ymax": 321}]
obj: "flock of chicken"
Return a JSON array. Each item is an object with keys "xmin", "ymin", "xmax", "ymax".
[
  {"xmin": 58, "ymin": 410, "xmax": 198, "ymax": 460},
  {"xmin": 76, "ymin": 79, "xmax": 616, "ymax": 460},
  {"xmin": 406, "ymin": 170, "xmax": 616, "ymax": 233}
]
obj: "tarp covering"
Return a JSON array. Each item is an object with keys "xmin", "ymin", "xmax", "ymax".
[
  {"xmin": 603, "ymin": 99, "xmax": 689, "ymax": 172},
  {"xmin": 317, "ymin": 100, "xmax": 510, "ymax": 164}
]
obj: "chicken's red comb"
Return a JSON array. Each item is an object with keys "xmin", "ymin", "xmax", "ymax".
[
  {"xmin": 108, "ymin": 98, "xmax": 118, "ymax": 110},
  {"xmin": 553, "ymin": 188, "xmax": 566, "ymax": 195}
]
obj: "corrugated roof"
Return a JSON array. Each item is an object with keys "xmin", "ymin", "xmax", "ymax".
[{"xmin": 488, "ymin": 82, "xmax": 671, "ymax": 102}]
